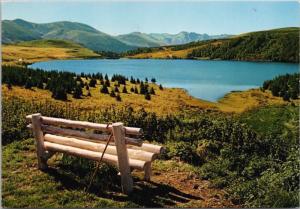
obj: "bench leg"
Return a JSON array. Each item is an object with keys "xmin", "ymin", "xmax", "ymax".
[
  {"xmin": 32, "ymin": 113, "xmax": 48, "ymax": 170},
  {"xmin": 144, "ymin": 162, "xmax": 152, "ymax": 181},
  {"xmin": 38, "ymin": 156, "xmax": 48, "ymax": 170}
]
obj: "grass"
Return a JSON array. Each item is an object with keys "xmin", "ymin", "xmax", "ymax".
[
  {"xmin": 2, "ymin": 138, "xmax": 237, "ymax": 208},
  {"xmin": 2, "ymin": 39, "xmax": 100, "ymax": 66},
  {"xmin": 2, "ymin": 82, "xmax": 216, "ymax": 116},
  {"xmin": 239, "ymin": 104, "xmax": 299, "ymax": 138},
  {"xmin": 2, "ymin": 83, "xmax": 291, "ymax": 116}
]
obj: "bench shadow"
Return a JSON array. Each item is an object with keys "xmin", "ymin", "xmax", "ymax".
[{"xmin": 45, "ymin": 167, "xmax": 202, "ymax": 207}]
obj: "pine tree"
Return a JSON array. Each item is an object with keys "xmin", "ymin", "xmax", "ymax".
[
  {"xmin": 87, "ymin": 91, "xmax": 91, "ymax": 97},
  {"xmin": 110, "ymin": 90, "xmax": 116, "ymax": 97},
  {"xmin": 73, "ymin": 85, "xmax": 83, "ymax": 99},
  {"xmin": 25, "ymin": 79, "xmax": 33, "ymax": 89},
  {"xmin": 100, "ymin": 84, "xmax": 109, "ymax": 94},
  {"xmin": 130, "ymin": 87, "xmax": 134, "ymax": 92},
  {"xmin": 145, "ymin": 92, "xmax": 151, "ymax": 100},
  {"xmin": 89, "ymin": 78, "xmax": 97, "ymax": 87},
  {"xmin": 134, "ymin": 86, "xmax": 139, "ymax": 94},
  {"xmin": 85, "ymin": 83, "xmax": 90, "ymax": 90},
  {"xmin": 52, "ymin": 86, "xmax": 67, "ymax": 101},
  {"xmin": 105, "ymin": 79, "xmax": 110, "ymax": 87},
  {"xmin": 105, "ymin": 74, "xmax": 109, "ymax": 80},
  {"xmin": 140, "ymin": 82, "xmax": 146, "ymax": 94},
  {"xmin": 114, "ymin": 86, "xmax": 119, "ymax": 93},
  {"xmin": 116, "ymin": 94, "xmax": 122, "ymax": 101},
  {"xmin": 122, "ymin": 86, "xmax": 128, "ymax": 93},
  {"xmin": 150, "ymin": 87, "xmax": 155, "ymax": 95},
  {"xmin": 159, "ymin": 84, "xmax": 163, "ymax": 90},
  {"xmin": 151, "ymin": 78, "xmax": 156, "ymax": 83},
  {"xmin": 38, "ymin": 80, "xmax": 44, "ymax": 89}
]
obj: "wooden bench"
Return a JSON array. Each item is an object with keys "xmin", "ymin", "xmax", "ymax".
[{"xmin": 26, "ymin": 113, "xmax": 164, "ymax": 194}]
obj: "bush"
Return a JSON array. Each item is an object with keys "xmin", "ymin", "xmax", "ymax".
[
  {"xmin": 116, "ymin": 94, "xmax": 122, "ymax": 102},
  {"xmin": 145, "ymin": 92, "xmax": 151, "ymax": 100},
  {"xmin": 100, "ymin": 84, "xmax": 109, "ymax": 94}
]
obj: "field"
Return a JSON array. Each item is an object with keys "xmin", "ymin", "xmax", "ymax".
[
  {"xmin": 2, "ymin": 83, "xmax": 290, "ymax": 115},
  {"xmin": 2, "ymin": 39, "xmax": 100, "ymax": 66}
]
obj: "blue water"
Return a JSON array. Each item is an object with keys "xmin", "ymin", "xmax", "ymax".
[{"xmin": 29, "ymin": 59, "xmax": 299, "ymax": 102}]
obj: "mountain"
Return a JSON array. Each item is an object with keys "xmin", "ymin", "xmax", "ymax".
[
  {"xmin": 2, "ymin": 19, "xmax": 136, "ymax": 52},
  {"xmin": 124, "ymin": 27, "xmax": 299, "ymax": 63},
  {"xmin": 117, "ymin": 31, "xmax": 230, "ymax": 47},
  {"xmin": 2, "ymin": 19, "xmax": 231, "ymax": 52},
  {"xmin": 116, "ymin": 32, "xmax": 164, "ymax": 48}
]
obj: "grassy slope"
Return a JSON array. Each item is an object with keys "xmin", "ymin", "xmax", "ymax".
[
  {"xmin": 2, "ymin": 19, "xmax": 136, "ymax": 52},
  {"xmin": 2, "ymin": 82, "xmax": 290, "ymax": 115},
  {"xmin": 2, "ymin": 138, "xmax": 237, "ymax": 208},
  {"xmin": 126, "ymin": 27, "xmax": 299, "ymax": 62},
  {"xmin": 2, "ymin": 39, "xmax": 100, "ymax": 66}
]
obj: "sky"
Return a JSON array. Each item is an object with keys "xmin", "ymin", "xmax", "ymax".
[{"xmin": 2, "ymin": 1, "xmax": 299, "ymax": 35}]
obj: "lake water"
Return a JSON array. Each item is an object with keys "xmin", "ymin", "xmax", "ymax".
[{"xmin": 30, "ymin": 59, "xmax": 299, "ymax": 102}]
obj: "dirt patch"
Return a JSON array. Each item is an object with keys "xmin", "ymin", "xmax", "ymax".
[{"xmin": 132, "ymin": 169, "xmax": 239, "ymax": 208}]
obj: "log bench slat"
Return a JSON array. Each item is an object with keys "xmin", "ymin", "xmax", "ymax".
[
  {"xmin": 44, "ymin": 141, "xmax": 148, "ymax": 170},
  {"xmin": 44, "ymin": 134, "xmax": 157, "ymax": 162},
  {"xmin": 26, "ymin": 115, "xmax": 142, "ymax": 135}
]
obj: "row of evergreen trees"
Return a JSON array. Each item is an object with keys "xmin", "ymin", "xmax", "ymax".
[
  {"xmin": 262, "ymin": 73, "xmax": 299, "ymax": 101},
  {"xmin": 2, "ymin": 65, "xmax": 162, "ymax": 101}
]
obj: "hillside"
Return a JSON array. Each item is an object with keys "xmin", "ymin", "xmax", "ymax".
[
  {"xmin": 2, "ymin": 19, "xmax": 230, "ymax": 52},
  {"xmin": 116, "ymin": 32, "xmax": 230, "ymax": 47},
  {"xmin": 2, "ymin": 19, "xmax": 136, "ymax": 52},
  {"xmin": 2, "ymin": 39, "xmax": 100, "ymax": 65},
  {"xmin": 126, "ymin": 27, "xmax": 299, "ymax": 63}
]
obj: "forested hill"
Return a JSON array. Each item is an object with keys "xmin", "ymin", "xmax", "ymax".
[{"xmin": 125, "ymin": 27, "xmax": 299, "ymax": 63}]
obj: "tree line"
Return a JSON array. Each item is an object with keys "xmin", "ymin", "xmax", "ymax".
[
  {"xmin": 262, "ymin": 73, "xmax": 299, "ymax": 101},
  {"xmin": 2, "ymin": 65, "xmax": 162, "ymax": 101}
]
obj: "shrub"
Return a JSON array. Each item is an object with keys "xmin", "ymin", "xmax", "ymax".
[
  {"xmin": 145, "ymin": 92, "xmax": 151, "ymax": 100},
  {"xmin": 110, "ymin": 90, "xmax": 116, "ymax": 97},
  {"xmin": 100, "ymin": 84, "xmax": 109, "ymax": 94},
  {"xmin": 116, "ymin": 94, "xmax": 122, "ymax": 102},
  {"xmin": 89, "ymin": 78, "xmax": 97, "ymax": 87}
]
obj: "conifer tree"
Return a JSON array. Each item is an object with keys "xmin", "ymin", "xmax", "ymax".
[
  {"xmin": 110, "ymin": 90, "xmax": 116, "ymax": 97},
  {"xmin": 159, "ymin": 84, "xmax": 163, "ymax": 90},
  {"xmin": 130, "ymin": 87, "xmax": 134, "ymax": 92},
  {"xmin": 122, "ymin": 86, "xmax": 128, "ymax": 93},
  {"xmin": 134, "ymin": 86, "xmax": 139, "ymax": 94},
  {"xmin": 73, "ymin": 85, "xmax": 83, "ymax": 99},
  {"xmin": 89, "ymin": 78, "xmax": 97, "ymax": 87},
  {"xmin": 116, "ymin": 94, "xmax": 122, "ymax": 101},
  {"xmin": 105, "ymin": 79, "xmax": 110, "ymax": 87},
  {"xmin": 100, "ymin": 84, "xmax": 109, "ymax": 94},
  {"xmin": 25, "ymin": 79, "xmax": 33, "ymax": 89},
  {"xmin": 145, "ymin": 92, "xmax": 151, "ymax": 100},
  {"xmin": 150, "ymin": 87, "xmax": 155, "ymax": 95}
]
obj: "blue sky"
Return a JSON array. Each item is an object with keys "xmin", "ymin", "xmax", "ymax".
[{"xmin": 2, "ymin": 1, "xmax": 299, "ymax": 35}]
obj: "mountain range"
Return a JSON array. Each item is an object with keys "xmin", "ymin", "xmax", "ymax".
[{"xmin": 2, "ymin": 19, "xmax": 231, "ymax": 52}]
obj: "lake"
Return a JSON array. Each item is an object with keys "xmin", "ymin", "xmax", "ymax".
[{"xmin": 29, "ymin": 59, "xmax": 299, "ymax": 102}]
